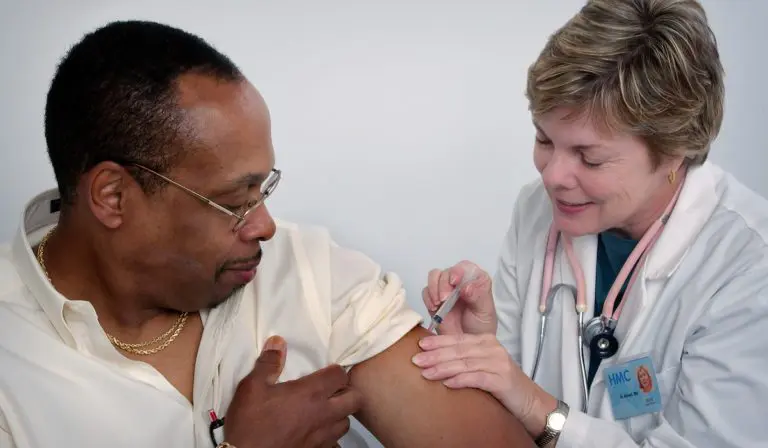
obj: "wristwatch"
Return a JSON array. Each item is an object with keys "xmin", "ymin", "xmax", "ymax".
[{"xmin": 535, "ymin": 400, "xmax": 569, "ymax": 447}]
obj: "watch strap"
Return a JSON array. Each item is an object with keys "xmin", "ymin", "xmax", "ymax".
[{"xmin": 535, "ymin": 400, "xmax": 569, "ymax": 447}]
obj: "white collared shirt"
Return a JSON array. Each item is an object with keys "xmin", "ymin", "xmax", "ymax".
[{"xmin": 0, "ymin": 189, "xmax": 423, "ymax": 448}]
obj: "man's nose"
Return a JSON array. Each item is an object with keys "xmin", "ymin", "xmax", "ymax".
[{"xmin": 238, "ymin": 204, "xmax": 276, "ymax": 243}]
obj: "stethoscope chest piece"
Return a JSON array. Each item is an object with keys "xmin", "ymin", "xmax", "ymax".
[
  {"xmin": 582, "ymin": 316, "xmax": 619, "ymax": 360},
  {"xmin": 590, "ymin": 332, "xmax": 619, "ymax": 359}
]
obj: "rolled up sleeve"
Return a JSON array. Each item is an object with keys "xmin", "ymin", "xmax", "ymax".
[{"xmin": 325, "ymin": 241, "xmax": 422, "ymax": 368}]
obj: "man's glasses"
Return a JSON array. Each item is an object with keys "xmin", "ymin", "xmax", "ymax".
[{"xmin": 129, "ymin": 163, "xmax": 281, "ymax": 232}]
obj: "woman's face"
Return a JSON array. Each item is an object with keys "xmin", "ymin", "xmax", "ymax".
[
  {"xmin": 638, "ymin": 368, "xmax": 651, "ymax": 390},
  {"xmin": 533, "ymin": 107, "xmax": 683, "ymax": 239}
]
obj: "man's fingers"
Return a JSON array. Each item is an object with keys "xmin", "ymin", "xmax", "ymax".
[
  {"xmin": 301, "ymin": 364, "xmax": 350, "ymax": 398},
  {"xmin": 327, "ymin": 417, "xmax": 353, "ymax": 445},
  {"xmin": 327, "ymin": 386, "xmax": 364, "ymax": 418},
  {"xmin": 251, "ymin": 335, "xmax": 287, "ymax": 385},
  {"xmin": 311, "ymin": 417, "xmax": 352, "ymax": 448}
]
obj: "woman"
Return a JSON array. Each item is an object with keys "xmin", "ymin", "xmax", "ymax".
[{"xmin": 412, "ymin": 1, "xmax": 768, "ymax": 447}]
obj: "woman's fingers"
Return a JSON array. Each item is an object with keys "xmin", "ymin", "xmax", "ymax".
[
  {"xmin": 437, "ymin": 268, "xmax": 455, "ymax": 303},
  {"xmin": 419, "ymin": 357, "xmax": 496, "ymax": 381},
  {"xmin": 442, "ymin": 371, "xmax": 502, "ymax": 395},
  {"xmin": 426, "ymin": 261, "xmax": 489, "ymax": 307},
  {"xmin": 414, "ymin": 334, "xmax": 501, "ymax": 366},
  {"xmin": 461, "ymin": 274, "xmax": 490, "ymax": 304},
  {"xmin": 421, "ymin": 286, "xmax": 435, "ymax": 313},
  {"xmin": 413, "ymin": 332, "xmax": 518, "ymax": 406},
  {"xmin": 426, "ymin": 268, "xmax": 444, "ymax": 309},
  {"xmin": 418, "ymin": 333, "xmax": 492, "ymax": 350}
]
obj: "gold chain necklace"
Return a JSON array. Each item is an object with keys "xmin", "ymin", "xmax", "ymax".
[{"xmin": 36, "ymin": 227, "xmax": 188, "ymax": 356}]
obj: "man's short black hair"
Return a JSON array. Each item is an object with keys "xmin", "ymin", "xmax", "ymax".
[{"xmin": 44, "ymin": 20, "xmax": 244, "ymax": 206}]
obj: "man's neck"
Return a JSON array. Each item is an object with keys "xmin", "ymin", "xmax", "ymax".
[{"xmin": 41, "ymin": 221, "xmax": 172, "ymax": 333}]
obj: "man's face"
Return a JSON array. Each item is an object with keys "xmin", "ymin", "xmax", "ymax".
[{"xmin": 119, "ymin": 74, "xmax": 278, "ymax": 312}]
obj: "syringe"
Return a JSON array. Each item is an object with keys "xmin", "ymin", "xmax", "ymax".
[{"xmin": 426, "ymin": 265, "xmax": 479, "ymax": 333}]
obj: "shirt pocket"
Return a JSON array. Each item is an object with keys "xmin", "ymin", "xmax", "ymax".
[{"xmin": 626, "ymin": 365, "xmax": 680, "ymax": 441}]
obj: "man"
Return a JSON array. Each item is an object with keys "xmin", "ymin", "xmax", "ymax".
[{"xmin": 0, "ymin": 20, "xmax": 534, "ymax": 447}]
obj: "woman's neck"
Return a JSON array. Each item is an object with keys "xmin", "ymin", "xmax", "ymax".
[{"xmin": 617, "ymin": 173, "xmax": 684, "ymax": 241}]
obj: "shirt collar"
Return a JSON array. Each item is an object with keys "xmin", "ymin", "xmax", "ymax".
[
  {"xmin": 10, "ymin": 188, "xmax": 245, "ymax": 349},
  {"xmin": 11, "ymin": 188, "xmax": 76, "ymax": 346},
  {"xmin": 644, "ymin": 161, "xmax": 720, "ymax": 279}
]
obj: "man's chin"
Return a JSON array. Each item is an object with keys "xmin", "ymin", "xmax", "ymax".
[{"xmin": 206, "ymin": 283, "xmax": 248, "ymax": 309}]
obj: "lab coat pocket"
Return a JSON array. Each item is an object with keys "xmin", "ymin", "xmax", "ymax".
[{"xmin": 626, "ymin": 366, "xmax": 680, "ymax": 441}]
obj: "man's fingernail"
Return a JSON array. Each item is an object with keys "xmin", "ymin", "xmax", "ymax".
[
  {"xmin": 411, "ymin": 354, "xmax": 425, "ymax": 366},
  {"xmin": 418, "ymin": 338, "xmax": 430, "ymax": 349},
  {"xmin": 263, "ymin": 336, "xmax": 284, "ymax": 352}
]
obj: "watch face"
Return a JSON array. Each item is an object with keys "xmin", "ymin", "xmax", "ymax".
[{"xmin": 549, "ymin": 412, "xmax": 567, "ymax": 431}]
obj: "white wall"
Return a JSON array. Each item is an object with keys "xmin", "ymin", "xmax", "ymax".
[{"xmin": 1, "ymin": 0, "xmax": 766, "ymax": 445}]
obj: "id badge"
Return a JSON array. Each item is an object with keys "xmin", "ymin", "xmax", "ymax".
[{"xmin": 603, "ymin": 354, "xmax": 662, "ymax": 420}]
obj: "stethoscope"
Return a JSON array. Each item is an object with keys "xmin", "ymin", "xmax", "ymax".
[{"xmin": 528, "ymin": 174, "xmax": 685, "ymax": 411}]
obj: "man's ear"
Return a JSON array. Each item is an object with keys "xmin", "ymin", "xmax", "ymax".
[{"xmin": 82, "ymin": 161, "xmax": 133, "ymax": 229}]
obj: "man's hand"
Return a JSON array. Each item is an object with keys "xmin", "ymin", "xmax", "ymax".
[{"xmin": 224, "ymin": 335, "xmax": 362, "ymax": 448}]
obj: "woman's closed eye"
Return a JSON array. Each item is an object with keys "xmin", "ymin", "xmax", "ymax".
[{"xmin": 581, "ymin": 156, "xmax": 603, "ymax": 168}]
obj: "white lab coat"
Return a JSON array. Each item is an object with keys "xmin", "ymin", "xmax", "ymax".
[{"xmin": 494, "ymin": 161, "xmax": 768, "ymax": 447}]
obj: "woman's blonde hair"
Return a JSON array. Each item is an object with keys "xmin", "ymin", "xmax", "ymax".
[{"xmin": 526, "ymin": 0, "xmax": 724, "ymax": 167}]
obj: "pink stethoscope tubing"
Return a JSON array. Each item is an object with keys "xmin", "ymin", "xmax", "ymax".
[{"xmin": 528, "ymin": 173, "xmax": 685, "ymax": 409}]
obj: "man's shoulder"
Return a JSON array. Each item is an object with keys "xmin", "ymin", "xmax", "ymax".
[
  {"xmin": 0, "ymin": 242, "xmax": 34, "ymax": 307},
  {"xmin": 270, "ymin": 218, "xmax": 333, "ymax": 251},
  {"xmin": 0, "ymin": 238, "xmax": 62, "ymax": 354},
  {"xmin": 0, "ymin": 251, "xmax": 57, "ymax": 358},
  {"xmin": 259, "ymin": 218, "xmax": 336, "ymax": 279},
  {"xmin": 249, "ymin": 218, "xmax": 422, "ymax": 371}
]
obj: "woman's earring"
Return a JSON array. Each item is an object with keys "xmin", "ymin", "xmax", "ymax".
[{"xmin": 668, "ymin": 170, "xmax": 676, "ymax": 184}]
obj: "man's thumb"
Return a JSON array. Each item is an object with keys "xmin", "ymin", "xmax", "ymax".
[{"xmin": 253, "ymin": 335, "xmax": 287, "ymax": 385}]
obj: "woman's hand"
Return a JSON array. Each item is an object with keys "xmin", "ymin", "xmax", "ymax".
[
  {"xmin": 422, "ymin": 260, "xmax": 497, "ymax": 335},
  {"xmin": 412, "ymin": 333, "xmax": 558, "ymax": 438}
]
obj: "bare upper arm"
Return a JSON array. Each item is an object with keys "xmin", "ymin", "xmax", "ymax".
[{"xmin": 349, "ymin": 325, "xmax": 535, "ymax": 447}]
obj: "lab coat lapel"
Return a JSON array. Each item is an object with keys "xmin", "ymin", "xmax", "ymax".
[
  {"xmin": 586, "ymin": 272, "xmax": 648, "ymax": 403},
  {"xmin": 555, "ymin": 233, "xmax": 597, "ymax": 412},
  {"xmin": 588, "ymin": 163, "xmax": 720, "ymax": 398}
]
